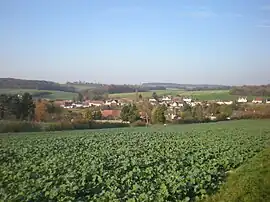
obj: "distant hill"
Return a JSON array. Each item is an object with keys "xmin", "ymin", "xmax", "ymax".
[
  {"xmin": 142, "ymin": 82, "xmax": 231, "ymax": 90},
  {"xmin": 0, "ymin": 78, "xmax": 76, "ymax": 92}
]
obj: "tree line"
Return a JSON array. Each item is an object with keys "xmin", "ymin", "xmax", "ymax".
[
  {"xmin": 0, "ymin": 93, "xmax": 35, "ymax": 121},
  {"xmin": 230, "ymin": 85, "xmax": 270, "ymax": 97},
  {"xmin": 0, "ymin": 78, "xmax": 76, "ymax": 92}
]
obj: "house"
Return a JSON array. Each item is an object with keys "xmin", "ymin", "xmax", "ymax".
[
  {"xmin": 88, "ymin": 100, "xmax": 104, "ymax": 107},
  {"xmin": 74, "ymin": 103, "xmax": 83, "ymax": 108},
  {"xmin": 224, "ymin": 101, "xmax": 233, "ymax": 105},
  {"xmin": 105, "ymin": 99, "xmax": 119, "ymax": 106},
  {"xmin": 190, "ymin": 102, "xmax": 197, "ymax": 107},
  {"xmin": 149, "ymin": 98, "xmax": 157, "ymax": 103},
  {"xmin": 252, "ymin": 98, "xmax": 263, "ymax": 104},
  {"xmin": 217, "ymin": 101, "xmax": 224, "ymax": 105},
  {"xmin": 161, "ymin": 96, "xmax": 171, "ymax": 102},
  {"xmin": 237, "ymin": 97, "xmax": 247, "ymax": 103},
  {"xmin": 266, "ymin": 98, "xmax": 270, "ymax": 104},
  {"xmin": 194, "ymin": 101, "xmax": 202, "ymax": 105},
  {"xmin": 183, "ymin": 98, "xmax": 192, "ymax": 103},
  {"xmin": 61, "ymin": 101, "xmax": 74, "ymax": 108},
  {"xmin": 101, "ymin": 110, "xmax": 121, "ymax": 119},
  {"xmin": 171, "ymin": 102, "xmax": 179, "ymax": 107}
]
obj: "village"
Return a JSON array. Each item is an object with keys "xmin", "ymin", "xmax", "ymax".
[{"xmin": 57, "ymin": 95, "xmax": 270, "ymax": 121}]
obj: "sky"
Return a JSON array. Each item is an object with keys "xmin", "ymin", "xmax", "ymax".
[{"xmin": 0, "ymin": 0, "xmax": 270, "ymax": 85}]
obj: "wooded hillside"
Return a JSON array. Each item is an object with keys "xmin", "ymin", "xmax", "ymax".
[{"xmin": 0, "ymin": 78, "xmax": 76, "ymax": 92}]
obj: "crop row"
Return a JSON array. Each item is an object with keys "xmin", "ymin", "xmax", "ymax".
[{"xmin": 1, "ymin": 121, "xmax": 270, "ymax": 201}]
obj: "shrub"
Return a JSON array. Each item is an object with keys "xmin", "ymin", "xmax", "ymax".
[
  {"xmin": 0, "ymin": 121, "xmax": 42, "ymax": 133},
  {"xmin": 130, "ymin": 120, "xmax": 146, "ymax": 127}
]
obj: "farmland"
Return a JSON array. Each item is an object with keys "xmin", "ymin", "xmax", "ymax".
[
  {"xmin": 109, "ymin": 89, "xmax": 268, "ymax": 101},
  {"xmin": 1, "ymin": 120, "xmax": 270, "ymax": 201},
  {"xmin": 108, "ymin": 90, "xmax": 234, "ymax": 100},
  {"xmin": 0, "ymin": 89, "xmax": 77, "ymax": 100}
]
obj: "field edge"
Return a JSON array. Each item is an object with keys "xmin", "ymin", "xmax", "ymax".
[{"xmin": 202, "ymin": 146, "xmax": 270, "ymax": 202}]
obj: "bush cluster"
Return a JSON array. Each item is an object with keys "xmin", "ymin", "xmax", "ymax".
[{"xmin": 0, "ymin": 120, "xmax": 129, "ymax": 133}]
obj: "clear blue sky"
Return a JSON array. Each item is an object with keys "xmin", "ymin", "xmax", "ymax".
[{"xmin": 1, "ymin": 0, "xmax": 270, "ymax": 85}]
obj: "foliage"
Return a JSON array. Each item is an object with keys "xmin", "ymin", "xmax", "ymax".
[
  {"xmin": 230, "ymin": 85, "xmax": 270, "ymax": 97},
  {"xmin": 83, "ymin": 108, "xmax": 102, "ymax": 120},
  {"xmin": 192, "ymin": 105, "xmax": 204, "ymax": 121},
  {"xmin": 130, "ymin": 120, "xmax": 146, "ymax": 127},
  {"xmin": 0, "ymin": 120, "xmax": 130, "ymax": 133},
  {"xmin": 152, "ymin": 92, "xmax": 159, "ymax": 101},
  {"xmin": 35, "ymin": 100, "xmax": 48, "ymax": 122},
  {"xmin": 151, "ymin": 105, "xmax": 167, "ymax": 124},
  {"xmin": 81, "ymin": 88, "xmax": 108, "ymax": 100},
  {"xmin": 1, "ymin": 120, "xmax": 270, "ymax": 201},
  {"xmin": 137, "ymin": 100, "xmax": 153, "ymax": 124},
  {"xmin": 120, "ymin": 104, "xmax": 140, "ymax": 123},
  {"xmin": 0, "ymin": 78, "xmax": 76, "ymax": 92},
  {"xmin": 77, "ymin": 92, "xmax": 84, "ymax": 102},
  {"xmin": 203, "ymin": 147, "xmax": 270, "ymax": 202},
  {"xmin": 0, "ymin": 93, "xmax": 35, "ymax": 121}
]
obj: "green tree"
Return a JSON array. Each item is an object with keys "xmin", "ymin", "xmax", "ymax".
[
  {"xmin": 137, "ymin": 100, "xmax": 153, "ymax": 125},
  {"xmin": 152, "ymin": 105, "xmax": 167, "ymax": 124},
  {"xmin": 182, "ymin": 102, "xmax": 192, "ymax": 112},
  {"xmin": 192, "ymin": 105, "xmax": 204, "ymax": 121},
  {"xmin": 152, "ymin": 92, "xmax": 159, "ymax": 101},
  {"xmin": 0, "ymin": 94, "xmax": 8, "ymax": 119},
  {"xmin": 77, "ymin": 93, "xmax": 84, "ymax": 102},
  {"xmin": 120, "ymin": 104, "xmax": 140, "ymax": 123},
  {"xmin": 83, "ymin": 108, "xmax": 102, "ymax": 120},
  {"xmin": 20, "ymin": 93, "xmax": 35, "ymax": 121},
  {"xmin": 207, "ymin": 103, "xmax": 220, "ymax": 115},
  {"xmin": 219, "ymin": 105, "xmax": 233, "ymax": 117},
  {"xmin": 9, "ymin": 95, "xmax": 22, "ymax": 120}
]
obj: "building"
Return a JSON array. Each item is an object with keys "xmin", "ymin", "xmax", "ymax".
[
  {"xmin": 252, "ymin": 98, "xmax": 263, "ymax": 104},
  {"xmin": 224, "ymin": 101, "xmax": 233, "ymax": 105},
  {"xmin": 237, "ymin": 97, "xmax": 248, "ymax": 103},
  {"xmin": 104, "ymin": 99, "xmax": 119, "ymax": 106},
  {"xmin": 161, "ymin": 96, "xmax": 171, "ymax": 102},
  {"xmin": 183, "ymin": 98, "xmax": 192, "ymax": 103},
  {"xmin": 149, "ymin": 98, "xmax": 157, "ymax": 102},
  {"xmin": 88, "ymin": 100, "xmax": 104, "ymax": 107},
  {"xmin": 101, "ymin": 110, "xmax": 121, "ymax": 119}
]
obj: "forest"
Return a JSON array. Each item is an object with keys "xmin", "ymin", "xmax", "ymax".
[{"xmin": 230, "ymin": 85, "xmax": 270, "ymax": 97}]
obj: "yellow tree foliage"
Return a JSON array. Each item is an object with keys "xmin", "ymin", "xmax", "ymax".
[{"xmin": 35, "ymin": 100, "xmax": 48, "ymax": 122}]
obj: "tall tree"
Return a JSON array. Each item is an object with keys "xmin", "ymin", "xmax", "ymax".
[
  {"xmin": 83, "ymin": 108, "xmax": 102, "ymax": 120},
  {"xmin": 21, "ymin": 93, "xmax": 35, "ymax": 121},
  {"xmin": 77, "ymin": 93, "xmax": 84, "ymax": 102},
  {"xmin": 192, "ymin": 105, "xmax": 204, "ymax": 121},
  {"xmin": 0, "ymin": 94, "xmax": 8, "ymax": 119},
  {"xmin": 137, "ymin": 100, "xmax": 153, "ymax": 125},
  {"xmin": 120, "ymin": 104, "xmax": 140, "ymax": 123},
  {"xmin": 152, "ymin": 105, "xmax": 167, "ymax": 124},
  {"xmin": 35, "ymin": 100, "xmax": 48, "ymax": 122},
  {"xmin": 9, "ymin": 95, "xmax": 22, "ymax": 120},
  {"xmin": 152, "ymin": 92, "xmax": 159, "ymax": 101}
]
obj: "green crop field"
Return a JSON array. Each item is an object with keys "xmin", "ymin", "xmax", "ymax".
[
  {"xmin": 0, "ymin": 89, "xmax": 77, "ymax": 100},
  {"xmin": 110, "ymin": 89, "xmax": 268, "ymax": 101},
  {"xmin": 1, "ymin": 120, "xmax": 270, "ymax": 201},
  {"xmin": 109, "ymin": 90, "xmax": 235, "ymax": 101}
]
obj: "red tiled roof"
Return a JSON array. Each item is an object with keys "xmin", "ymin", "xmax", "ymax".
[
  {"xmin": 102, "ymin": 110, "xmax": 121, "ymax": 117},
  {"xmin": 255, "ymin": 98, "xmax": 263, "ymax": 101}
]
